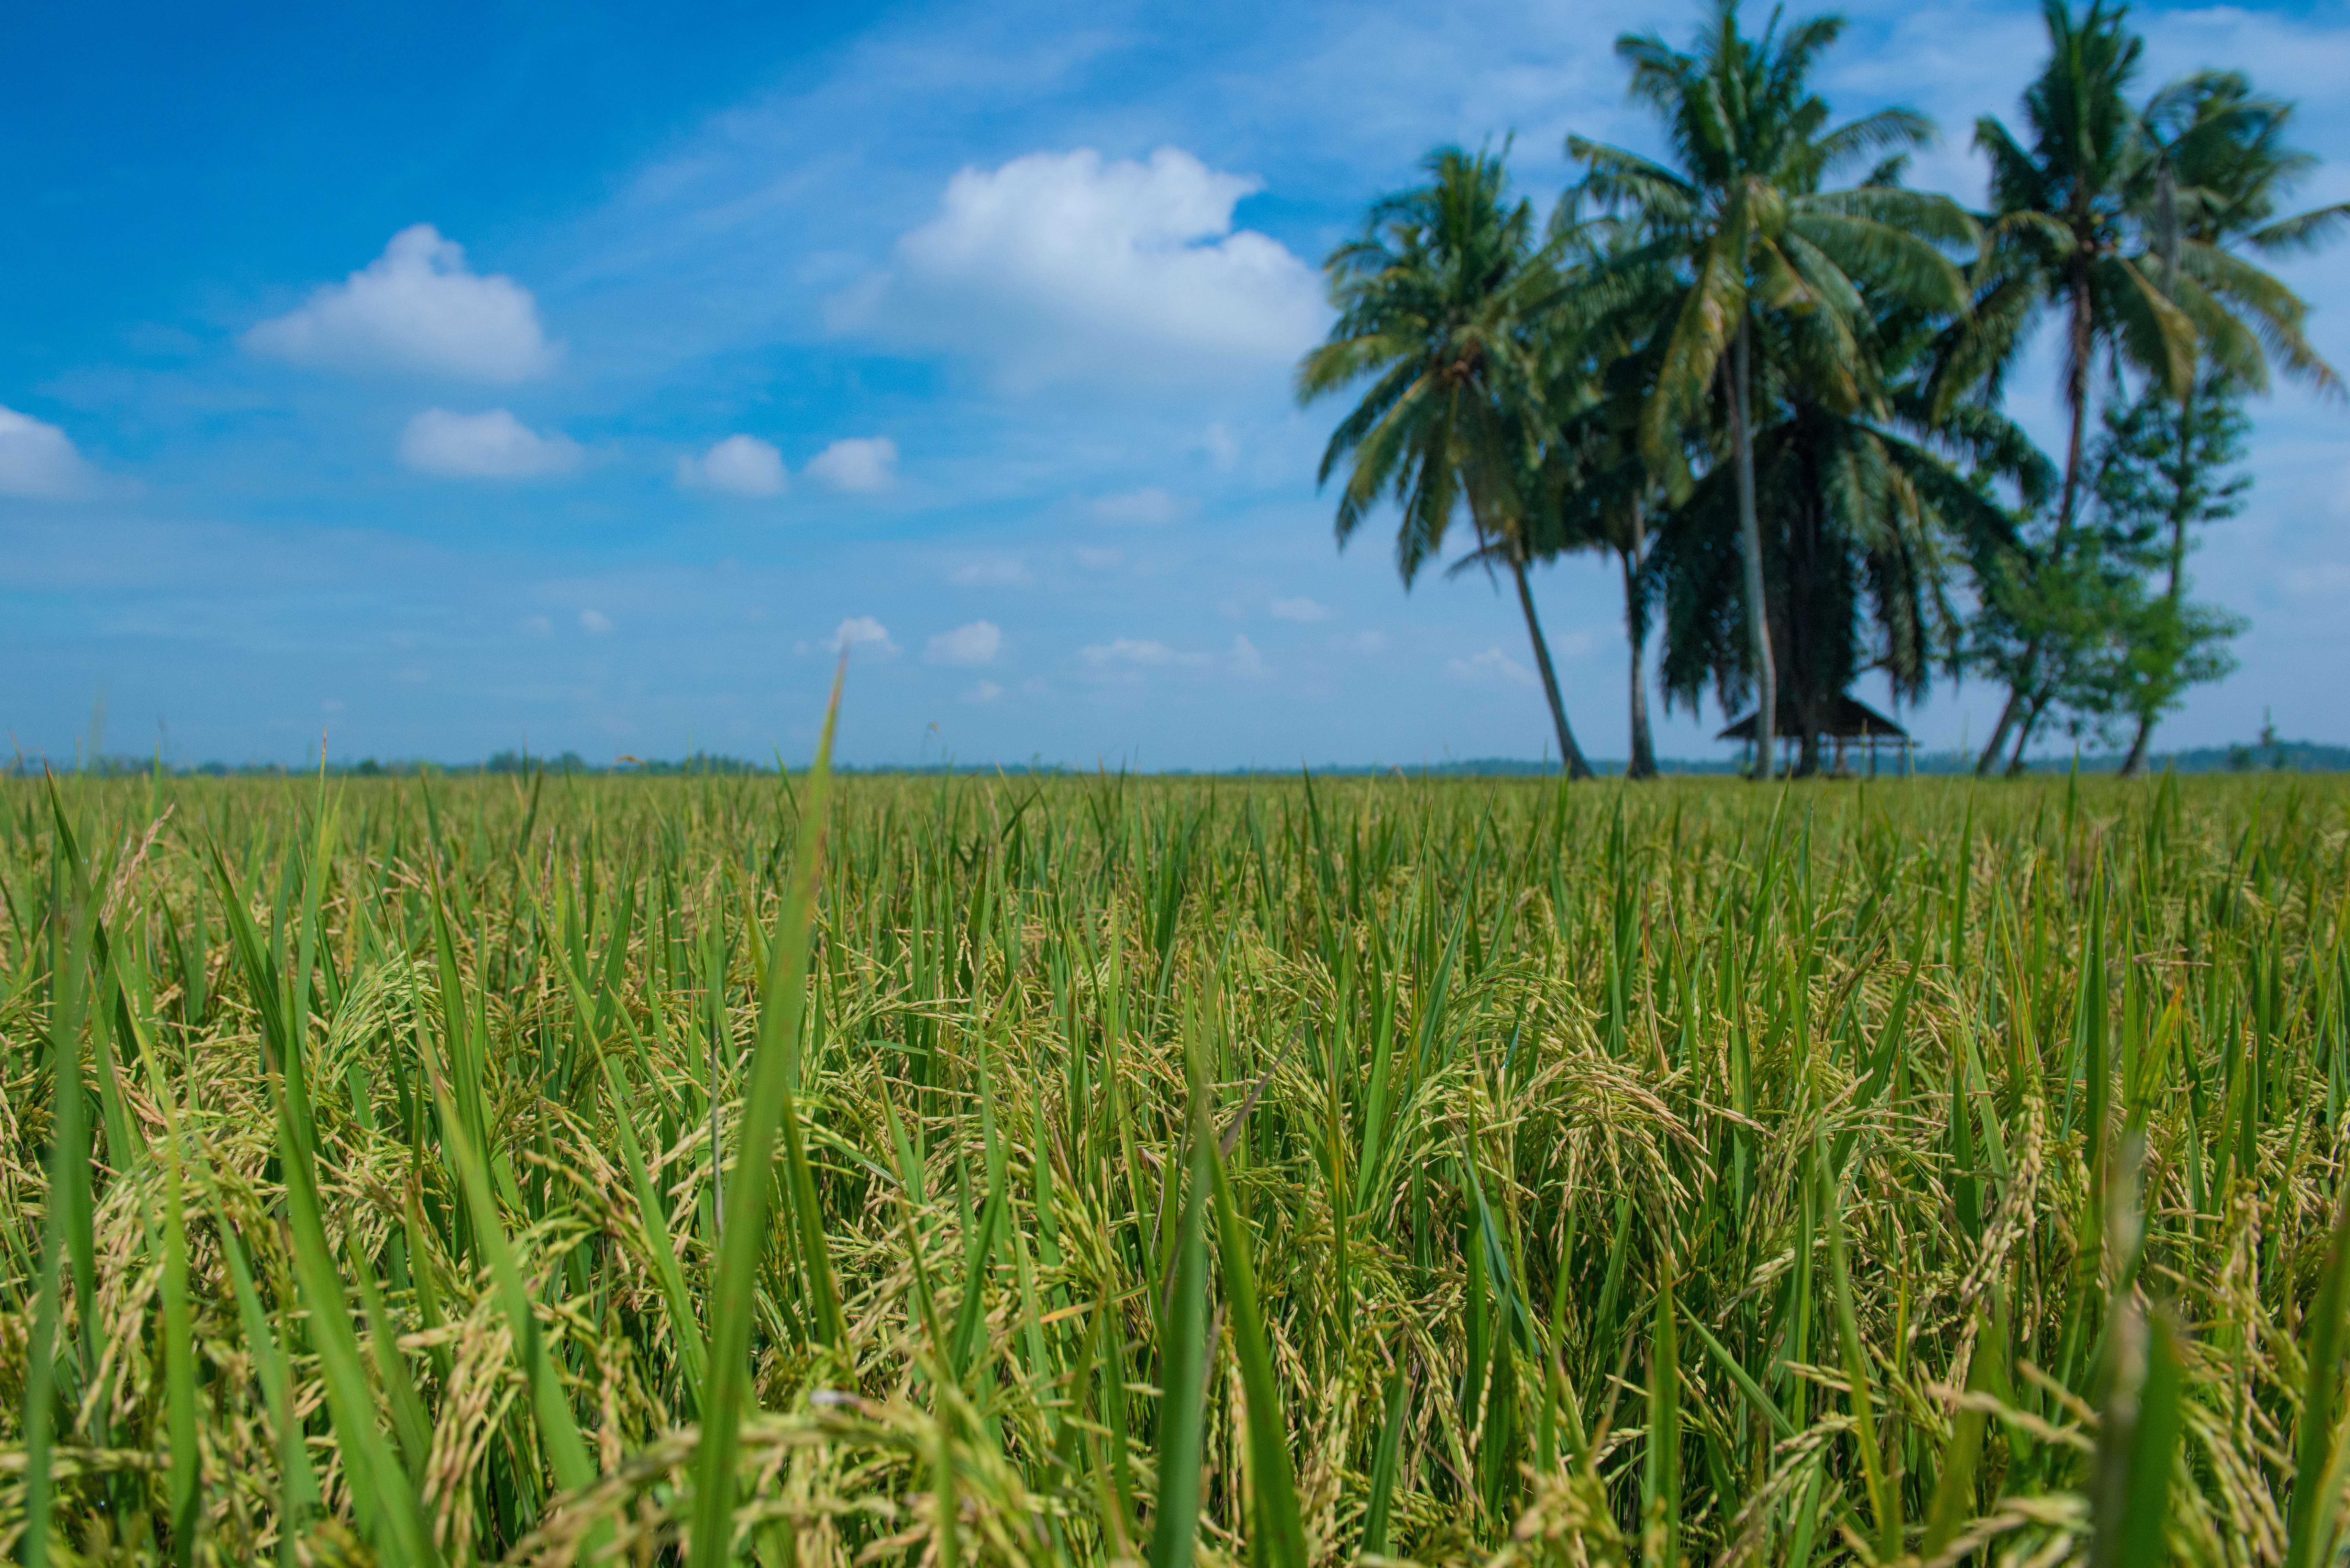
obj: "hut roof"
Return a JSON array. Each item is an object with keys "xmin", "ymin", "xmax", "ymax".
[{"xmin": 1717, "ymin": 693, "xmax": 1910, "ymax": 742}]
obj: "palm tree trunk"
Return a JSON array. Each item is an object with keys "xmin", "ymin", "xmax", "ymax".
[
  {"xmin": 1790, "ymin": 496, "xmax": 1822, "ymax": 778},
  {"xmin": 2054, "ymin": 273, "xmax": 2094, "ymax": 544},
  {"xmin": 1978, "ymin": 273, "xmax": 2095, "ymax": 779},
  {"xmin": 1731, "ymin": 316, "xmax": 1775, "ymax": 781},
  {"xmin": 2004, "ymin": 684, "xmax": 2052, "ymax": 777},
  {"xmin": 1621, "ymin": 544, "xmax": 1658, "ymax": 781},
  {"xmin": 1510, "ymin": 555, "xmax": 1595, "ymax": 781},
  {"xmin": 1974, "ymin": 688, "xmax": 2026, "ymax": 777},
  {"xmin": 2122, "ymin": 376, "xmax": 2198, "ymax": 778}
]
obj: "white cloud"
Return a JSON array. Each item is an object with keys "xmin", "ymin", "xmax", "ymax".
[
  {"xmin": 969, "ymin": 681, "xmax": 1003, "ymax": 703},
  {"xmin": 830, "ymin": 147, "xmax": 1324, "ymax": 393},
  {"xmin": 806, "ymin": 436, "xmax": 898, "ymax": 493},
  {"xmin": 1075, "ymin": 546, "xmax": 1126, "ymax": 571},
  {"xmin": 1338, "ymin": 630, "xmax": 1388, "ymax": 657},
  {"xmin": 580, "ymin": 609, "xmax": 614, "ymax": 634},
  {"xmin": 929, "ymin": 620, "xmax": 1002, "ymax": 666},
  {"xmin": 244, "ymin": 224, "xmax": 556, "ymax": 382},
  {"xmin": 399, "ymin": 408, "xmax": 580, "ymax": 479},
  {"xmin": 1087, "ymin": 486, "xmax": 1189, "ymax": 526},
  {"xmin": 1082, "ymin": 637, "xmax": 1178, "ymax": 668},
  {"xmin": 1446, "ymin": 647, "xmax": 1537, "ymax": 688},
  {"xmin": 523, "ymin": 615, "xmax": 552, "ymax": 636},
  {"xmin": 1269, "ymin": 596, "xmax": 1329, "ymax": 623},
  {"xmin": 0, "ymin": 406, "xmax": 97, "ymax": 498},
  {"xmin": 951, "ymin": 556, "xmax": 1032, "ymax": 586},
  {"xmin": 1080, "ymin": 637, "xmax": 1215, "ymax": 674},
  {"xmin": 678, "ymin": 434, "xmax": 786, "ymax": 496},
  {"xmin": 1230, "ymin": 633, "xmax": 1266, "ymax": 676},
  {"xmin": 835, "ymin": 615, "xmax": 898, "ymax": 654}
]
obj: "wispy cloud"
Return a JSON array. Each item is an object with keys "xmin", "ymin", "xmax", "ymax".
[
  {"xmin": 1082, "ymin": 637, "xmax": 1181, "ymax": 668},
  {"xmin": 950, "ymin": 556, "xmax": 1032, "ymax": 586},
  {"xmin": 928, "ymin": 619, "xmax": 1002, "ymax": 665},
  {"xmin": 0, "ymin": 406, "xmax": 99, "ymax": 498},
  {"xmin": 1087, "ymin": 487, "xmax": 1189, "ymax": 526},
  {"xmin": 1445, "ymin": 647, "xmax": 1536, "ymax": 688}
]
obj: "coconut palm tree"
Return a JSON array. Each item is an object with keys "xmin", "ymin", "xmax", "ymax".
[
  {"xmin": 2114, "ymin": 72, "xmax": 2345, "ymax": 772},
  {"xmin": 1453, "ymin": 326, "xmax": 1665, "ymax": 778},
  {"xmin": 1568, "ymin": 0, "xmax": 1974, "ymax": 777},
  {"xmin": 1297, "ymin": 146, "xmax": 1598, "ymax": 779},
  {"xmin": 1553, "ymin": 370, "xmax": 1670, "ymax": 781},
  {"xmin": 1942, "ymin": 0, "xmax": 2203, "ymax": 773},
  {"xmin": 1531, "ymin": 236, "xmax": 1686, "ymax": 781},
  {"xmin": 1645, "ymin": 293, "xmax": 2046, "ymax": 775}
]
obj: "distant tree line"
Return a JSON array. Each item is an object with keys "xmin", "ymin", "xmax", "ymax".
[
  {"xmin": 1298, "ymin": 0, "xmax": 2343, "ymax": 778},
  {"xmin": 10, "ymin": 739, "xmax": 2349, "ymax": 782}
]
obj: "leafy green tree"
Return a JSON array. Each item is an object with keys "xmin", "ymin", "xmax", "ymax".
[
  {"xmin": 1965, "ymin": 484, "xmax": 2154, "ymax": 758},
  {"xmin": 1953, "ymin": 5, "xmax": 2338, "ymax": 774},
  {"xmin": 1950, "ymin": 0, "xmax": 2184, "ymax": 771},
  {"xmin": 1644, "ymin": 296, "xmax": 2040, "ymax": 775},
  {"xmin": 1297, "ymin": 147, "xmax": 1598, "ymax": 779},
  {"xmin": 2111, "ymin": 71, "xmax": 2345, "ymax": 771},
  {"xmin": 2088, "ymin": 373, "xmax": 2248, "ymax": 769},
  {"xmin": 1525, "ymin": 211, "xmax": 1691, "ymax": 779},
  {"xmin": 1570, "ymin": 0, "xmax": 1973, "ymax": 776}
]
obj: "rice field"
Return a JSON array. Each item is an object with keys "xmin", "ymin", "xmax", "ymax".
[{"xmin": 3, "ymin": 738, "xmax": 2348, "ymax": 1568}]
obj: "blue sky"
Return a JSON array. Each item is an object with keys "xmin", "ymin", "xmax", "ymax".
[{"xmin": 6, "ymin": 0, "xmax": 2347, "ymax": 769}]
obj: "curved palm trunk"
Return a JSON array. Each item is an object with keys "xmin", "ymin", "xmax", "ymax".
[
  {"xmin": 1975, "ymin": 688, "xmax": 2026, "ymax": 778},
  {"xmin": 1789, "ymin": 493, "xmax": 1825, "ymax": 779},
  {"xmin": 1621, "ymin": 519, "xmax": 1658, "ymax": 781},
  {"xmin": 1732, "ymin": 317, "xmax": 1776, "ymax": 781},
  {"xmin": 1510, "ymin": 556, "xmax": 1596, "ymax": 781},
  {"xmin": 1979, "ymin": 268, "xmax": 2095, "ymax": 777},
  {"xmin": 2005, "ymin": 685, "xmax": 2053, "ymax": 777},
  {"xmin": 2121, "ymin": 378, "xmax": 2199, "ymax": 778}
]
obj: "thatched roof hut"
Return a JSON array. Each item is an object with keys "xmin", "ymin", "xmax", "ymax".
[
  {"xmin": 1718, "ymin": 693, "xmax": 1914, "ymax": 776},
  {"xmin": 1716, "ymin": 693, "xmax": 1910, "ymax": 743}
]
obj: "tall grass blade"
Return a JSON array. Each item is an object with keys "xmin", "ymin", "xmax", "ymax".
[
  {"xmin": 1147, "ymin": 1127, "xmax": 1213, "ymax": 1568},
  {"xmin": 1210, "ymin": 1153, "xmax": 1308, "ymax": 1568},
  {"xmin": 690, "ymin": 664, "xmax": 844, "ymax": 1568}
]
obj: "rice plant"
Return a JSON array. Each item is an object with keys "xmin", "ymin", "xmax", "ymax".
[{"xmin": 2, "ymin": 751, "xmax": 2347, "ymax": 1567}]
